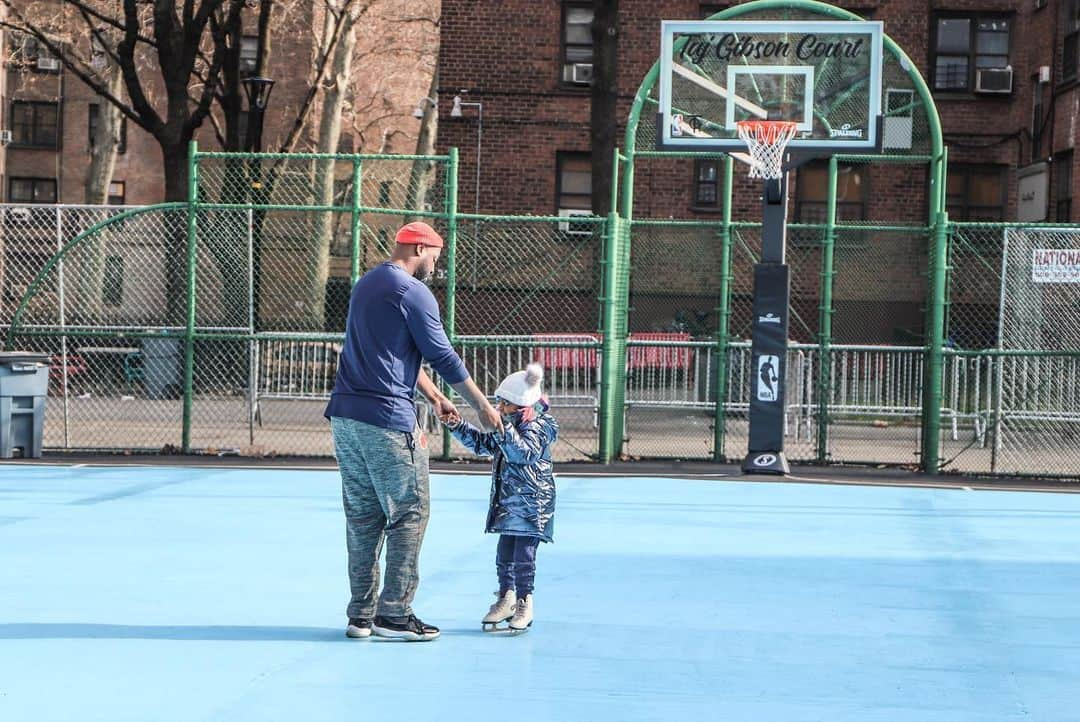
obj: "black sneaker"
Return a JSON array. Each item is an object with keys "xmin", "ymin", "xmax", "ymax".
[
  {"xmin": 345, "ymin": 617, "xmax": 373, "ymax": 639},
  {"xmin": 372, "ymin": 614, "xmax": 441, "ymax": 641}
]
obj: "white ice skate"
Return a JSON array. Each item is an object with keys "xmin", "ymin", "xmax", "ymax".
[
  {"xmin": 508, "ymin": 594, "xmax": 533, "ymax": 635},
  {"xmin": 482, "ymin": 590, "xmax": 517, "ymax": 632}
]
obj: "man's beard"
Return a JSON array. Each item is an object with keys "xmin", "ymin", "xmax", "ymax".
[{"xmin": 414, "ymin": 265, "xmax": 434, "ymax": 284}]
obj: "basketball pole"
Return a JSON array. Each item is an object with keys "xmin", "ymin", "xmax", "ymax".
[{"xmin": 742, "ymin": 173, "xmax": 792, "ymax": 475}]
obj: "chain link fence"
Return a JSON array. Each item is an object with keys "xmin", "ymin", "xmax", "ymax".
[
  {"xmin": 1, "ymin": 154, "xmax": 1078, "ymax": 477},
  {"xmin": 939, "ymin": 225, "xmax": 1080, "ymax": 476}
]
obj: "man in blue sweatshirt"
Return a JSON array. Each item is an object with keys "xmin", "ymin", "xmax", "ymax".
[{"xmin": 327, "ymin": 221, "xmax": 500, "ymax": 642}]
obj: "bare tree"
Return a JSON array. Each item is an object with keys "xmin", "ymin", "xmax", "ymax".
[
  {"xmin": 1, "ymin": 0, "xmax": 239, "ymax": 321},
  {"xmin": 405, "ymin": 67, "xmax": 438, "ymax": 215},
  {"xmin": 301, "ymin": 0, "xmax": 362, "ymax": 328}
]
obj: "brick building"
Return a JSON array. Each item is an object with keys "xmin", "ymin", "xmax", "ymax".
[
  {"xmin": 0, "ymin": 1, "xmax": 437, "ymax": 206},
  {"xmin": 0, "ymin": 1, "xmax": 437, "ymax": 330},
  {"xmin": 437, "ymin": 0, "xmax": 1080, "ymax": 342}
]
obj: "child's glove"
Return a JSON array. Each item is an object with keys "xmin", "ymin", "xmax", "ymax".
[{"xmin": 519, "ymin": 395, "xmax": 548, "ymax": 424}]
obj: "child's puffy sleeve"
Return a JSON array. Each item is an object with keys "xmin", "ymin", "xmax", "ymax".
[
  {"xmin": 448, "ymin": 418, "xmax": 499, "ymax": 457},
  {"xmin": 496, "ymin": 418, "xmax": 548, "ymax": 465}
]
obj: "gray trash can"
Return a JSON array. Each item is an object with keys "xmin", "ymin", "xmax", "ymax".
[
  {"xmin": 0, "ymin": 351, "xmax": 50, "ymax": 459},
  {"xmin": 142, "ymin": 336, "xmax": 181, "ymax": 400}
]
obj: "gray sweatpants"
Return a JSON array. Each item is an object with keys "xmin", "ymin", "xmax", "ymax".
[{"xmin": 331, "ymin": 416, "xmax": 430, "ymax": 620}]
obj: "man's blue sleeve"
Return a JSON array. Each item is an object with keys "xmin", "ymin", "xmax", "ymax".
[{"xmin": 401, "ymin": 284, "xmax": 469, "ymax": 384}]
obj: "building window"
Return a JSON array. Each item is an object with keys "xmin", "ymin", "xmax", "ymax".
[
  {"xmin": 561, "ymin": 3, "xmax": 594, "ymax": 86},
  {"xmin": 796, "ymin": 162, "xmax": 868, "ymax": 223},
  {"xmin": 1056, "ymin": 152, "xmax": 1073, "ymax": 221},
  {"xmin": 12, "ymin": 101, "xmax": 59, "ymax": 148},
  {"xmin": 88, "ymin": 104, "xmax": 128, "ymax": 154},
  {"xmin": 1067, "ymin": 1, "xmax": 1080, "ymax": 81},
  {"xmin": 103, "ymin": 256, "xmax": 124, "ymax": 307},
  {"xmin": 108, "ymin": 181, "xmax": 126, "ymax": 205},
  {"xmin": 240, "ymin": 36, "xmax": 258, "ymax": 77},
  {"xmin": 9, "ymin": 177, "xmax": 58, "ymax": 204},
  {"xmin": 933, "ymin": 16, "xmax": 1010, "ymax": 92},
  {"xmin": 556, "ymin": 152, "xmax": 592, "ymax": 213},
  {"xmin": 946, "ymin": 165, "xmax": 1007, "ymax": 221},
  {"xmin": 693, "ymin": 159, "xmax": 720, "ymax": 208},
  {"xmin": 11, "ymin": 33, "xmax": 60, "ymax": 72}
]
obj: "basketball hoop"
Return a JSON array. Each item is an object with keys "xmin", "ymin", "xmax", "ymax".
[{"xmin": 736, "ymin": 120, "xmax": 798, "ymax": 180}]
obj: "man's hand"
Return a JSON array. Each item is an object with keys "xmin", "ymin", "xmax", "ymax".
[{"xmin": 433, "ymin": 396, "xmax": 458, "ymax": 419}]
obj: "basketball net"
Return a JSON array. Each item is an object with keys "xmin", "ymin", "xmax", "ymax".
[{"xmin": 736, "ymin": 120, "xmax": 798, "ymax": 179}]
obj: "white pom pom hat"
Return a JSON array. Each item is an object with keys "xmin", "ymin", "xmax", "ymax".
[{"xmin": 494, "ymin": 363, "xmax": 545, "ymax": 408}]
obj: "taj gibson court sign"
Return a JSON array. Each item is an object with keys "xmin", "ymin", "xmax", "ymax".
[{"xmin": 680, "ymin": 33, "xmax": 870, "ymax": 64}]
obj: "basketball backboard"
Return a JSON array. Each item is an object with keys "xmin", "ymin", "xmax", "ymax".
[{"xmin": 657, "ymin": 20, "xmax": 884, "ymax": 153}]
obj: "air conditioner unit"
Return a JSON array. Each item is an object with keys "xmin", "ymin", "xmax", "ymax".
[
  {"xmin": 36, "ymin": 56, "xmax": 61, "ymax": 72},
  {"xmin": 558, "ymin": 209, "xmax": 593, "ymax": 235},
  {"xmin": 6, "ymin": 208, "xmax": 33, "ymax": 223},
  {"xmin": 882, "ymin": 88, "xmax": 914, "ymax": 150},
  {"xmin": 571, "ymin": 63, "xmax": 594, "ymax": 85},
  {"xmin": 0, "ymin": 129, "xmax": 12, "ymax": 145},
  {"xmin": 975, "ymin": 66, "xmax": 1013, "ymax": 94}
]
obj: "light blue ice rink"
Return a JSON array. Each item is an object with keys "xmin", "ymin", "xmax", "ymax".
[{"xmin": 1, "ymin": 465, "xmax": 1079, "ymax": 722}]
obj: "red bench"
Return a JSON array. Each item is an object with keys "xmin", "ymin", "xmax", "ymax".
[
  {"xmin": 628, "ymin": 332, "xmax": 693, "ymax": 371},
  {"xmin": 531, "ymin": 334, "xmax": 601, "ymax": 371}
]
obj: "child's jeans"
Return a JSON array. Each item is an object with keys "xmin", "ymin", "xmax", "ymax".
[{"xmin": 496, "ymin": 534, "xmax": 540, "ymax": 596}]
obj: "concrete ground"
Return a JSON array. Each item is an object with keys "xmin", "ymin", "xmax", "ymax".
[{"xmin": 1, "ymin": 464, "xmax": 1078, "ymax": 721}]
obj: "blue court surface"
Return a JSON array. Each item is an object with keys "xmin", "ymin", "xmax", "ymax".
[{"xmin": 2, "ymin": 465, "xmax": 1079, "ymax": 722}]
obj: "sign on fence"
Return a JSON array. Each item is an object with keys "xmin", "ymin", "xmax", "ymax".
[{"xmin": 1032, "ymin": 248, "xmax": 1080, "ymax": 283}]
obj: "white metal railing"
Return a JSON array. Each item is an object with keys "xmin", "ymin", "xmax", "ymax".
[{"xmin": 212, "ymin": 334, "xmax": 1080, "ymax": 466}]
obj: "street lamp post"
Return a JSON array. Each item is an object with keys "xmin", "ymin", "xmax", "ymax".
[
  {"xmin": 450, "ymin": 93, "xmax": 482, "ymax": 289},
  {"xmin": 241, "ymin": 76, "xmax": 275, "ymax": 333},
  {"xmin": 241, "ymin": 77, "xmax": 274, "ymax": 442}
]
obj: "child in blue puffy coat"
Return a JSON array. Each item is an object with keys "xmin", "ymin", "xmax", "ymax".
[{"xmin": 440, "ymin": 363, "xmax": 559, "ymax": 634}]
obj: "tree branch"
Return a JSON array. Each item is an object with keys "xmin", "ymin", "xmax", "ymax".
[
  {"xmin": 276, "ymin": 0, "xmax": 365, "ymax": 152},
  {"xmin": 190, "ymin": 0, "xmax": 240, "ymax": 129},
  {"xmin": 77, "ymin": 7, "xmax": 125, "ymax": 70},
  {"xmin": 207, "ymin": 109, "xmax": 228, "ymax": 148},
  {"xmin": 0, "ymin": 9, "xmax": 150, "ymax": 129},
  {"xmin": 59, "ymin": 0, "xmax": 159, "ymax": 47},
  {"xmin": 121, "ymin": 0, "xmax": 165, "ymax": 132},
  {"xmin": 395, "ymin": 15, "xmax": 439, "ymax": 27}
]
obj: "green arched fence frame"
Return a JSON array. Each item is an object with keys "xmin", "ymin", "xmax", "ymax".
[{"xmin": 600, "ymin": 0, "xmax": 948, "ymax": 471}]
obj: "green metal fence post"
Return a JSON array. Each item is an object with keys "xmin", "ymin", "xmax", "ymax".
[
  {"xmin": 713, "ymin": 156, "xmax": 734, "ymax": 461},
  {"xmin": 816, "ymin": 156, "xmax": 839, "ymax": 463},
  {"xmin": 181, "ymin": 140, "xmax": 199, "ymax": 453},
  {"xmin": 446, "ymin": 148, "xmax": 460, "ymax": 336},
  {"xmin": 922, "ymin": 141, "xmax": 949, "ymax": 474},
  {"xmin": 442, "ymin": 148, "xmax": 460, "ymax": 460},
  {"xmin": 598, "ymin": 212, "xmax": 621, "ymax": 463},
  {"xmin": 349, "ymin": 158, "xmax": 363, "ymax": 286}
]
